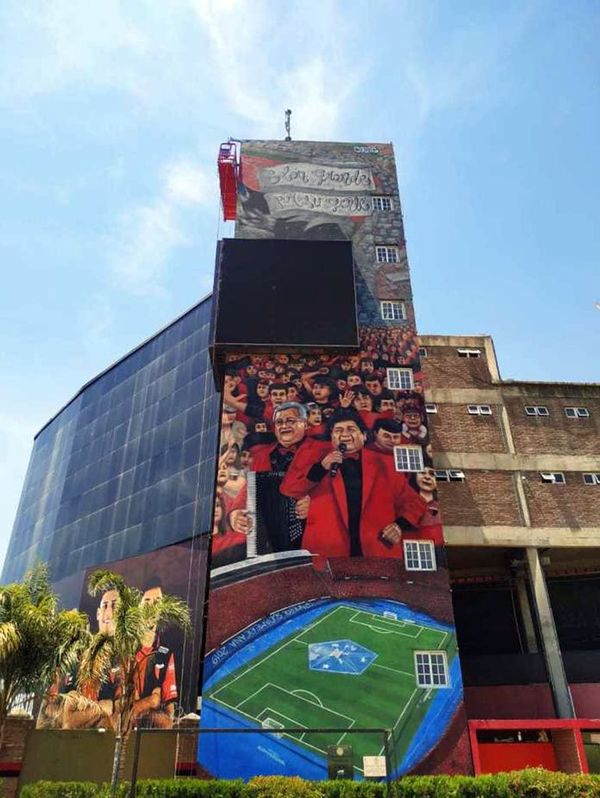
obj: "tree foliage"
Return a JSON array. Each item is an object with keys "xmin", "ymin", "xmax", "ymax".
[
  {"xmin": 77, "ymin": 569, "xmax": 191, "ymax": 794},
  {"xmin": 0, "ymin": 563, "xmax": 90, "ymax": 744}
]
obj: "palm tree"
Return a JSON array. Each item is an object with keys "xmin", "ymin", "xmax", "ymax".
[
  {"xmin": 0, "ymin": 563, "xmax": 90, "ymax": 748},
  {"xmin": 77, "ymin": 569, "xmax": 191, "ymax": 797}
]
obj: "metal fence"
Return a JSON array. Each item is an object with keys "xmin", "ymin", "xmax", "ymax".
[{"xmin": 128, "ymin": 725, "xmax": 395, "ymax": 798}]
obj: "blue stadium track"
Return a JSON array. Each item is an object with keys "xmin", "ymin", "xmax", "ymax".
[{"xmin": 198, "ymin": 598, "xmax": 463, "ymax": 780}]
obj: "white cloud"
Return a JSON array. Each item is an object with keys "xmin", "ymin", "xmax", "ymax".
[
  {"xmin": 109, "ymin": 155, "xmax": 214, "ymax": 296},
  {"xmin": 189, "ymin": 0, "xmax": 362, "ymax": 139},
  {"xmin": 165, "ymin": 158, "xmax": 213, "ymax": 206}
]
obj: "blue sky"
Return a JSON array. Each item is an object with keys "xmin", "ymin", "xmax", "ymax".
[{"xmin": 1, "ymin": 0, "xmax": 599, "ymax": 566}]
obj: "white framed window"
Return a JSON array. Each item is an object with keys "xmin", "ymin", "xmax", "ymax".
[
  {"xmin": 415, "ymin": 651, "xmax": 449, "ymax": 688},
  {"xmin": 525, "ymin": 406, "xmax": 549, "ymax": 417},
  {"xmin": 540, "ymin": 472, "xmax": 566, "ymax": 484},
  {"xmin": 380, "ymin": 300, "xmax": 405, "ymax": 322},
  {"xmin": 457, "ymin": 348, "xmax": 481, "ymax": 358},
  {"xmin": 583, "ymin": 473, "xmax": 600, "ymax": 485},
  {"xmin": 419, "ymin": 347, "xmax": 428, "ymax": 358},
  {"xmin": 467, "ymin": 405, "xmax": 492, "ymax": 416},
  {"xmin": 375, "ymin": 245, "xmax": 400, "ymax": 263},
  {"xmin": 386, "ymin": 367, "xmax": 414, "ymax": 391},
  {"xmin": 425, "ymin": 403, "xmax": 437, "ymax": 414},
  {"xmin": 565, "ymin": 407, "xmax": 590, "ymax": 418},
  {"xmin": 404, "ymin": 540, "xmax": 436, "ymax": 571},
  {"xmin": 434, "ymin": 469, "xmax": 465, "ymax": 482},
  {"xmin": 372, "ymin": 196, "xmax": 393, "ymax": 212},
  {"xmin": 394, "ymin": 445, "xmax": 424, "ymax": 473}
]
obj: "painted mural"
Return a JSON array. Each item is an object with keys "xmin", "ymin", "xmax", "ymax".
[
  {"xmin": 200, "ymin": 141, "xmax": 470, "ymax": 779},
  {"xmin": 37, "ymin": 540, "xmax": 207, "ymax": 731}
]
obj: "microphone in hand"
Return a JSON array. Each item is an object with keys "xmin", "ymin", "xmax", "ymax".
[{"xmin": 330, "ymin": 443, "xmax": 347, "ymax": 478}]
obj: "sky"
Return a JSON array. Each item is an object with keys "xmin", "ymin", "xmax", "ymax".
[{"xmin": 1, "ymin": 0, "xmax": 599, "ymax": 567}]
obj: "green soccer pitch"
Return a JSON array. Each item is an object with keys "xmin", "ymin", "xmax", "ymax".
[{"xmin": 206, "ymin": 604, "xmax": 458, "ymax": 772}]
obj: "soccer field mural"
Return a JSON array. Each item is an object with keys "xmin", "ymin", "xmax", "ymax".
[
  {"xmin": 201, "ymin": 599, "xmax": 462, "ymax": 779},
  {"xmin": 201, "ymin": 140, "xmax": 471, "ymax": 778}
]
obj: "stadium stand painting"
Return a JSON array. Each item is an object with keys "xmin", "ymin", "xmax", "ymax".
[{"xmin": 200, "ymin": 141, "xmax": 470, "ymax": 779}]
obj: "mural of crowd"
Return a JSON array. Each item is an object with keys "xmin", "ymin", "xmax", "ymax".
[{"xmin": 211, "ymin": 326, "xmax": 443, "ymax": 570}]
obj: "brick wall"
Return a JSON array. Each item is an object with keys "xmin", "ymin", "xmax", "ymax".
[
  {"xmin": 506, "ymin": 397, "xmax": 600, "ymax": 455},
  {"xmin": 423, "ymin": 347, "xmax": 493, "ymax": 390},
  {"xmin": 429, "ymin": 404, "xmax": 507, "ymax": 454},
  {"xmin": 551, "ymin": 729, "xmax": 583, "ymax": 774},
  {"xmin": 437, "ymin": 471, "xmax": 522, "ymax": 527},
  {"xmin": 522, "ymin": 472, "xmax": 600, "ymax": 527}
]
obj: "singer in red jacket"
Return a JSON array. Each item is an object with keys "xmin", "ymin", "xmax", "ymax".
[{"xmin": 280, "ymin": 409, "xmax": 427, "ymax": 560}]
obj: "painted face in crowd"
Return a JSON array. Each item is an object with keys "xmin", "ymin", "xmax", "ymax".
[
  {"xmin": 365, "ymin": 378, "xmax": 382, "ymax": 396},
  {"xmin": 331, "ymin": 420, "xmax": 366, "ymax": 455},
  {"xmin": 269, "ymin": 388, "xmax": 287, "ymax": 406},
  {"xmin": 353, "ymin": 393, "xmax": 373, "ymax": 412},
  {"xmin": 416, "ymin": 468, "xmax": 437, "ymax": 497},
  {"xmin": 307, "ymin": 406, "xmax": 322, "ymax": 426},
  {"xmin": 373, "ymin": 427, "xmax": 404, "ymax": 453},
  {"xmin": 312, "ymin": 383, "xmax": 332, "ymax": 402},
  {"xmin": 273, "ymin": 408, "xmax": 307, "ymax": 447}
]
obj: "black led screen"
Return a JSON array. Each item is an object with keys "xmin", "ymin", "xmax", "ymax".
[{"xmin": 211, "ymin": 238, "xmax": 358, "ymax": 355}]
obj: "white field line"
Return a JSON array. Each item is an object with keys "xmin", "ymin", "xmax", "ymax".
[
  {"xmin": 212, "ymin": 605, "xmax": 349, "ymax": 697},
  {"xmin": 372, "ymin": 662, "xmax": 414, "ymax": 678}
]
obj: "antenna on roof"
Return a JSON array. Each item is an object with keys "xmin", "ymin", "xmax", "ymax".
[{"xmin": 285, "ymin": 109, "xmax": 292, "ymax": 141}]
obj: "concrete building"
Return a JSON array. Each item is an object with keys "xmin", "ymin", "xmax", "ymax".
[
  {"xmin": 421, "ymin": 334, "xmax": 600, "ymax": 772},
  {"xmin": 3, "ymin": 139, "xmax": 600, "ymax": 780}
]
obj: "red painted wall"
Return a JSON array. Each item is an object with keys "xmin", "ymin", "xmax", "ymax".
[
  {"xmin": 464, "ymin": 685, "xmax": 555, "ymax": 719},
  {"xmin": 478, "ymin": 742, "xmax": 557, "ymax": 774},
  {"xmin": 571, "ymin": 684, "xmax": 600, "ymax": 718}
]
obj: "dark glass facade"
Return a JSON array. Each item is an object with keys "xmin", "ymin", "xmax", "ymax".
[{"xmin": 2, "ymin": 297, "xmax": 219, "ymax": 584}]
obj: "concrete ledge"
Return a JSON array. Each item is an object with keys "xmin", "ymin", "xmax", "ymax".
[
  {"xmin": 433, "ymin": 452, "xmax": 600, "ymax": 471},
  {"xmin": 425, "ymin": 388, "xmax": 502, "ymax": 404},
  {"xmin": 444, "ymin": 525, "xmax": 600, "ymax": 547}
]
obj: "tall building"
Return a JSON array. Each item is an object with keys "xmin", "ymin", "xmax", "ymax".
[
  {"xmin": 420, "ymin": 334, "xmax": 600, "ymax": 773},
  {"xmin": 3, "ymin": 138, "xmax": 600, "ymax": 779}
]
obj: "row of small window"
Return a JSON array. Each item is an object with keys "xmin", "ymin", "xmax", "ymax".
[
  {"xmin": 423, "ymin": 403, "xmax": 592, "ymax": 418},
  {"xmin": 525, "ymin": 406, "xmax": 591, "ymax": 418},
  {"xmin": 540, "ymin": 472, "xmax": 600, "ymax": 485},
  {"xmin": 425, "ymin": 404, "xmax": 492, "ymax": 415}
]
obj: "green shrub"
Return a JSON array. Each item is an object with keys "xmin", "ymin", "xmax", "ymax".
[
  {"xmin": 20, "ymin": 783, "xmax": 108, "ymax": 798},
  {"xmin": 18, "ymin": 770, "xmax": 600, "ymax": 798}
]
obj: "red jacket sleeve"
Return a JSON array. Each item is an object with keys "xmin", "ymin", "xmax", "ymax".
[{"xmin": 280, "ymin": 439, "xmax": 331, "ymax": 498}]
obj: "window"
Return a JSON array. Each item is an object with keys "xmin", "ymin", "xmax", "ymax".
[
  {"xmin": 372, "ymin": 196, "xmax": 393, "ymax": 211},
  {"xmin": 386, "ymin": 367, "xmax": 414, "ymax": 391},
  {"xmin": 380, "ymin": 300, "xmax": 405, "ymax": 322},
  {"xmin": 375, "ymin": 246, "xmax": 399, "ymax": 263},
  {"xmin": 540, "ymin": 472, "xmax": 565, "ymax": 484},
  {"xmin": 415, "ymin": 651, "xmax": 449, "ymax": 688},
  {"xmin": 419, "ymin": 347, "xmax": 428, "ymax": 358},
  {"xmin": 583, "ymin": 473, "xmax": 600, "ymax": 485},
  {"xmin": 404, "ymin": 540, "xmax": 436, "ymax": 571},
  {"xmin": 434, "ymin": 469, "xmax": 465, "ymax": 482},
  {"xmin": 467, "ymin": 405, "xmax": 492, "ymax": 416},
  {"xmin": 394, "ymin": 445, "xmax": 424, "ymax": 473},
  {"xmin": 425, "ymin": 404, "xmax": 437, "ymax": 414},
  {"xmin": 525, "ymin": 406, "xmax": 549, "ymax": 417},
  {"xmin": 457, "ymin": 348, "xmax": 481, "ymax": 358},
  {"xmin": 565, "ymin": 407, "xmax": 590, "ymax": 418}
]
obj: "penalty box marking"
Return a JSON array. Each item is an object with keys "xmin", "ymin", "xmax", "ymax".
[
  {"xmin": 212, "ymin": 606, "xmax": 352, "ymax": 698},
  {"xmin": 237, "ymin": 682, "xmax": 356, "ymax": 726},
  {"xmin": 348, "ymin": 610, "xmax": 423, "ymax": 638}
]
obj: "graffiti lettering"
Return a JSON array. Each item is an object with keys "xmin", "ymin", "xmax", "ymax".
[
  {"xmin": 265, "ymin": 192, "xmax": 373, "ymax": 217},
  {"xmin": 259, "ymin": 162, "xmax": 375, "ymax": 192}
]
